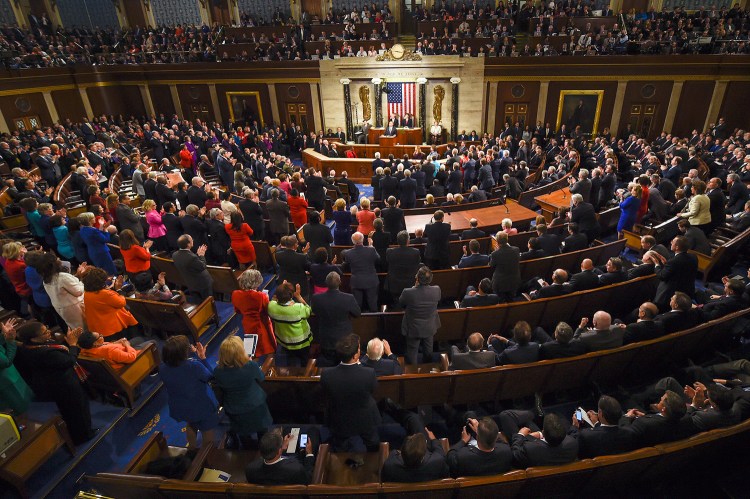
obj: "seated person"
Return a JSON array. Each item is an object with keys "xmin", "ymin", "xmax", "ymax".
[
  {"xmin": 561, "ymin": 223, "xmax": 588, "ymax": 253},
  {"xmin": 460, "ymin": 218, "xmax": 486, "ymax": 240},
  {"xmin": 528, "ymin": 269, "xmax": 570, "ymax": 299},
  {"xmin": 537, "ymin": 322, "xmax": 587, "ymax": 359},
  {"xmin": 619, "ymin": 389, "xmax": 688, "ymax": 447},
  {"xmin": 569, "ymin": 395, "xmax": 634, "ymax": 458},
  {"xmin": 488, "ymin": 321, "xmax": 540, "ymax": 365},
  {"xmin": 458, "ymin": 239, "xmax": 490, "ymax": 268},
  {"xmin": 627, "ymin": 251, "xmax": 657, "ymax": 280},
  {"xmin": 622, "ymin": 302, "xmax": 664, "ymax": 344},
  {"xmin": 449, "ymin": 332, "xmax": 497, "ymax": 370},
  {"xmin": 520, "ymin": 237, "xmax": 547, "ymax": 261},
  {"xmin": 360, "ymin": 337, "xmax": 403, "ymax": 376},
  {"xmin": 77, "ymin": 331, "xmax": 139, "ymax": 370},
  {"xmin": 382, "ymin": 430, "xmax": 450, "ymax": 483},
  {"xmin": 680, "ymin": 381, "xmax": 739, "ymax": 436},
  {"xmin": 245, "ymin": 428, "xmax": 315, "ymax": 485},
  {"xmin": 573, "ymin": 311, "xmax": 624, "ymax": 352},
  {"xmin": 133, "ymin": 271, "xmax": 181, "ymax": 302},
  {"xmin": 446, "ymin": 416, "xmax": 512, "ymax": 478},
  {"xmin": 596, "ymin": 257, "xmax": 627, "ymax": 285},
  {"xmin": 698, "ymin": 278, "xmax": 746, "ymax": 321},
  {"xmin": 499, "ymin": 411, "xmax": 578, "ymax": 467},
  {"xmin": 460, "ymin": 278, "xmax": 500, "ymax": 308},
  {"xmin": 654, "ymin": 292, "xmax": 702, "ymax": 334}
]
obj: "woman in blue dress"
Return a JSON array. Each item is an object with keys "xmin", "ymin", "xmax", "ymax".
[
  {"xmin": 160, "ymin": 335, "xmax": 218, "ymax": 448},
  {"xmin": 331, "ymin": 197, "xmax": 353, "ymax": 246},
  {"xmin": 617, "ymin": 184, "xmax": 642, "ymax": 237},
  {"xmin": 78, "ymin": 212, "xmax": 117, "ymax": 275}
]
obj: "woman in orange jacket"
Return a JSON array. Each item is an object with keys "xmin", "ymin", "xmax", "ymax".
[{"xmin": 82, "ymin": 267, "xmax": 138, "ymax": 341}]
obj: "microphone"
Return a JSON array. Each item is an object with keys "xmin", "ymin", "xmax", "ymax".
[{"xmin": 558, "ymin": 177, "xmax": 570, "ymax": 199}]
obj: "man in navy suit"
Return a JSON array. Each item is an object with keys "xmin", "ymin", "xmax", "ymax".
[
  {"xmin": 569, "ymin": 396, "xmax": 634, "ymax": 458},
  {"xmin": 619, "ymin": 389, "xmax": 686, "ymax": 446},
  {"xmin": 423, "ymin": 210, "xmax": 452, "ymax": 270},
  {"xmin": 360, "ymin": 338, "xmax": 403, "ymax": 376},
  {"xmin": 458, "ymin": 239, "xmax": 490, "ymax": 268},
  {"xmin": 385, "ymin": 120, "xmax": 398, "ymax": 136},
  {"xmin": 245, "ymin": 429, "xmax": 315, "ymax": 485},
  {"xmin": 399, "ymin": 169, "xmax": 418, "ymax": 208},
  {"xmin": 321, "ymin": 334, "xmax": 381, "ymax": 451},
  {"xmin": 310, "ymin": 272, "xmax": 361, "ymax": 367},
  {"xmin": 400, "ymin": 266, "xmax": 442, "ymax": 365},
  {"xmin": 342, "ymin": 232, "xmax": 380, "ymax": 312}
]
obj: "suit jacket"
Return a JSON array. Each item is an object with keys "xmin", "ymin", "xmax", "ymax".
[
  {"xmin": 180, "ymin": 215, "xmax": 208, "ymax": 248},
  {"xmin": 570, "ymin": 178, "xmax": 592, "ymax": 203},
  {"xmin": 539, "ymin": 340, "xmax": 587, "ymax": 360},
  {"xmin": 116, "ymin": 203, "xmax": 144, "ymax": 240},
  {"xmin": 245, "ymin": 455, "xmax": 315, "ymax": 485},
  {"xmin": 701, "ymin": 295, "xmax": 744, "ymax": 321},
  {"xmin": 574, "ymin": 326, "xmax": 624, "ymax": 352},
  {"xmin": 399, "ymin": 285, "xmax": 441, "ymax": 339},
  {"xmin": 187, "ymin": 185, "xmax": 208, "ymax": 208},
  {"xmin": 511, "ymin": 433, "xmax": 578, "ymax": 468},
  {"xmin": 654, "ymin": 252, "xmax": 698, "ymax": 307},
  {"xmin": 727, "ymin": 181, "xmax": 749, "ymax": 214},
  {"xmin": 564, "ymin": 269, "xmax": 601, "ymax": 293},
  {"xmin": 619, "ymin": 413, "xmax": 680, "ymax": 447},
  {"xmin": 490, "ymin": 245, "xmax": 521, "ymax": 294},
  {"xmin": 381, "ymin": 207, "xmax": 405, "ymax": 241},
  {"xmin": 446, "ymin": 441, "xmax": 513, "ymax": 478},
  {"xmin": 386, "ymin": 246, "xmax": 422, "ymax": 296},
  {"xmin": 449, "ymin": 346, "xmax": 496, "ymax": 370},
  {"xmin": 423, "ymin": 221, "xmax": 452, "ymax": 263},
  {"xmin": 239, "ymin": 199, "xmax": 265, "ymax": 240},
  {"xmin": 461, "ymin": 228, "xmax": 486, "ymax": 240},
  {"xmin": 654, "ymin": 309, "xmax": 702, "ymax": 334},
  {"xmin": 562, "ymin": 233, "xmax": 588, "ymax": 253},
  {"xmin": 570, "ymin": 424, "xmax": 634, "ymax": 459},
  {"xmin": 707, "ymin": 188, "xmax": 726, "ymax": 225},
  {"xmin": 458, "ymin": 253, "xmax": 490, "ymax": 269},
  {"xmin": 598, "ymin": 270, "xmax": 627, "ymax": 286},
  {"xmin": 360, "ymin": 354, "xmax": 403, "ymax": 376},
  {"xmin": 161, "ymin": 213, "xmax": 182, "ymax": 250},
  {"xmin": 399, "ymin": 178, "xmax": 418, "ymax": 206},
  {"xmin": 383, "ymin": 439, "xmax": 450, "ymax": 483},
  {"xmin": 684, "ymin": 227, "xmax": 711, "ymax": 255},
  {"xmin": 679, "ymin": 406, "xmax": 739, "ymax": 436},
  {"xmin": 310, "ymin": 290, "xmax": 361, "ymax": 351},
  {"xmin": 266, "ymin": 198, "xmax": 291, "ymax": 235},
  {"xmin": 343, "ymin": 245, "xmax": 380, "ymax": 289},
  {"xmin": 537, "ymin": 233, "xmax": 561, "ymax": 256},
  {"xmin": 275, "ymin": 248, "xmax": 311, "ymax": 297},
  {"xmin": 623, "ymin": 320, "xmax": 665, "ymax": 344},
  {"xmin": 320, "ymin": 363, "xmax": 381, "ymax": 438},
  {"xmin": 532, "ymin": 283, "xmax": 569, "ymax": 299},
  {"xmin": 172, "ymin": 249, "xmax": 213, "ymax": 294}
]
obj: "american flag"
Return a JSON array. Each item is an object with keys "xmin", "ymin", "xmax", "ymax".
[{"xmin": 386, "ymin": 82, "xmax": 416, "ymax": 120}]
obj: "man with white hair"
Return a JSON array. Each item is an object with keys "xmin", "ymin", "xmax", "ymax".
[
  {"xmin": 341, "ymin": 232, "xmax": 380, "ymax": 312},
  {"xmin": 372, "ymin": 151, "xmax": 385, "ymax": 174},
  {"xmin": 573, "ymin": 311, "xmax": 624, "ymax": 352},
  {"xmin": 360, "ymin": 338, "xmax": 402, "ymax": 375}
]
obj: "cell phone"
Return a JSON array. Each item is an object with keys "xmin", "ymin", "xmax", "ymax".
[
  {"xmin": 299, "ymin": 434, "xmax": 308, "ymax": 448},
  {"xmin": 243, "ymin": 334, "xmax": 258, "ymax": 357},
  {"xmin": 575, "ymin": 409, "xmax": 583, "ymax": 421}
]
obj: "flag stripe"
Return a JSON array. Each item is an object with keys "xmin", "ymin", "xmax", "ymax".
[{"xmin": 386, "ymin": 82, "xmax": 416, "ymax": 122}]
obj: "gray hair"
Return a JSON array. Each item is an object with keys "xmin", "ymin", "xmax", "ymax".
[
  {"xmin": 185, "ymin": 204, "xmax": 200, "ymax": 216},
  {"xmin": 571, "ymin": 193, "xmax": 583, "ymax": 204},
  {"xmin": 210, "ymin": 208, "xmax": 223, "ymax": 219},
  {"xmin": 238, "ymin": 269, "xmax": 263, "ymax": 290},
  {"xmin": 78, "ymin": 212, "xmax": 95, "ymax": 225},
  {"xmin": 366, "ymin": 338, "xmax": 384, "ymax": 361}
]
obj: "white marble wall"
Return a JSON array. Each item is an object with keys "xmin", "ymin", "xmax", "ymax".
[{"xmin": 319, "ymin": 56, "xmax": 485, "ymax": 142}]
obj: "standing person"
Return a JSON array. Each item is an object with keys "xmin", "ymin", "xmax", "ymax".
[
  {"xmin": 399, "ymin": 266, "xmax": 441, "ymax": 365},
  {"xmin": 267, "ymin": 281, "xmax": 312, "ymax": 367},
  {"xmin": 2, "ymin": 242, "xmax": 32, "ymax": 317},
  {"xmin": 320, "ymin": 333, "xmax": 381, "ymax": 452},
  {"xmin": 300, "ymin": 211, "xmax": 332, "ymax": 258},
  {"xmin": 238, "ymin": 189, "xmax": 265, "ymax": 242},
  {"xmin": 79, "ymin": 212, "xmax": 118, "ymax": 275},
  {"xmin": 266, "ymin": 188, "xmax": 290, "ymax": 246},
  {"xmin": 490, "ymin": 231, "xmax": 521, "ymax": 303},
  {"xmin": 82, "ymin": 267, "xmax": 138, "ymax": 341},
  {"xmin": 0, "ymin": 318, "xmax": 32, "ymax": 414},
  {"xmin": 213, "ymin": 335, "xmax": 273, "ymax": 449},
  {"xmin": 160, "ymin": 335, "xmax": 218, "ymax": 448},
  {"xmin": 225, "ymin": 212, "xmax": 256, "ymax": 270},
  {"xmin": 39, "ymin": 253, "xmax": 86, "ymax": 330},
  {"xmin": 310, "ymin": 272, "xmax": 361, "ymax": 367},
  {"xmin": 331, "ymin": 198, "xmax": 353, "ymax": 246},
  {"xmin": 49, "ymin": 215, "xmax": 75, "ymax": 262},
  {"xmin": 424, "ymin": 210, "xmax": 451, "ymax": 270},
  {"xmin": 680, "ymin": 179, "xmax": 712, "ymax": 235},
  {"xmin": 386, "ymin": 230, "xmax": 422, "ymax": 305},
  {"xmin": 143, "ymin": 199, "xmax": 168, "ymax": 251},
  {"xmin": 15, "ymin": 322, "xmax": 95, "ymax": 445},
  {"xmin": 617, "ymin": 185, "xmax": 642, "ymax": 237},
  {"xmin": 231, "ymin": 269, "xmax": 276, "ymax": 361},
  {"xmin": 115, "ymin": 193, "xmax": 144, "ymax": 241},
  {"xmin": 342, "ymin": 232, "xmax": 380, "ymax": 312},
  {"xmin": 287, "ymin": 189, "xmax": 309, "ymax": 230},
  {"xmin": 172, "ymin": 235, "xmax": 214, "ymax": 303},
  {"xmin": 356, "ymin": 198, "xmax": 376, "ymax": 237},
  {"xmin": 119, "ymin": 229, "xmax": 152, "ymax": 279}
]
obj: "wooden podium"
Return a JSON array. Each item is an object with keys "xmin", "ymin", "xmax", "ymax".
[
  {"xmin": 368, "ymin": 128, "xmax": 423, "ymax": 145},
  {"xmin": 535, "ymin": 187, "xmax": 572, "ymax": 222}
]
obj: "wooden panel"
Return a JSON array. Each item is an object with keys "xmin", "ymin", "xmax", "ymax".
[
  {"xmin": 87, "ymin": 85, "xmax": 146, "ymax": 117},
  {"xmin": 495, "ymin": 81, "xmax": 540, "ymax": 135},
  {"xmin": 122, "ymin": 0, "xmax": 148, "ymax": 28},
  {"xmin": 148, "ymin": 84, "xmax": 176, "ymax": 118},
  {"xmin": 215, "ymin": 83, "xmax": 272, "ymax": 127},
  {"xmin": 618, "ymin": 80, "xmax": 673, "ymax": 141},
  {"xmin": 51, "ymin": 88, "xmax": 86, "ymax": 121},
  {"xmin": 275, "ymin": 83, "xmax": 315, "ymax": 131},
  {"xmin": 671, "ymin": 81, "xmax": 714, "ymax": 138},
  {"xmin": 718, "ymin": 81, "xmax": 750, "ymax": 133},
  {"xmin": 0, "ymin": 92, "xmax": 52, "ymax": 128},
  {"xmin": 545, "ymin": 81, "xmax": 618, "ymax": 136},
  {"xmin": 175, "ymin": 84, "xmax": 214, "ymax": 122}
]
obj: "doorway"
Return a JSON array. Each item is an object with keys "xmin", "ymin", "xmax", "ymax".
[
  {"xmin": 301, "ymin": 0, "xmax": 322, "ymax": 21},
  {"xmin": 209, "ymin": 0, "xmax": 232, "ymax": 25},
  {"xmin": 286, "ymin": 103, "xmax": 310, "ymax": 132}
]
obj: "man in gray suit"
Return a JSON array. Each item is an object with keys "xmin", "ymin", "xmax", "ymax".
[
  {"xmin": 399, "ymin": 266, "xmax": 441, "ymax": 365},
  {"xmin": 568, "ymin": 168, "xmax": 592, "ymax": 204},
  {"xmin": 342, "ymin": 232, "xmax": 380, "ymax": 312},
  {"xmin": 573, "ymin": 311, "xmax": 624, "ymax": 352},
  {"xmin": 449, "ymin": 332, "xmax": 497, "ymax": 370},
  {"xmin": 489, "ymin": 232, "xmax": 521, "ymax": 302},
  {"xmin": 116, "ymin": 193, "xmax": 144, "ymax": 240},
  {"xmin": 172, "ymin": 234, "xmax": 213, "ymax": 302},
  {"xmin": 265, "ymin": 188, "xmax": 290, "ymax": 246}
]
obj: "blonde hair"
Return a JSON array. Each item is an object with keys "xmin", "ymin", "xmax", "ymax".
[
  {"xmin": 455, "ymin": 194, "xmax": 464, "ymax": 204},
  {"xmin": 425, "ymin": 194, "xmax": 434, "ymax": 205},
  {"xmin": 2, "ymin": 241, "xmax": 23, "ymax": 260},
  {"xmin": 360, "ymin": 197, "xmax": 370, "ymax": 210},
  {"xmin": 142, "ymin": 199, "xmax": 156, "ymax": 211},
  {"xmin": 334, "ymin": 198, "xmax": 346, "ymax": 210},
  {"xmin": 217, "ymin": 335, "xmax": 250, "ymax": 368}
]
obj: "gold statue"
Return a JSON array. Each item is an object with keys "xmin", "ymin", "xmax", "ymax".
[
  {"xmin": 433, "ymin": 85, "xmax": 445, "ymax": 123},
  {"xmin": 359, "ymin": 85, "xmax": 371, "ymax": 122}
]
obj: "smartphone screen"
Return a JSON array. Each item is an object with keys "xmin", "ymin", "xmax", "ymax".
[
  {"xmin": 575, "ymin": 409, "xmax": 583, "ymax": 421},
  {"xmin": 299, "ymin": 434, "xmax": 308, "ymax": 448}
]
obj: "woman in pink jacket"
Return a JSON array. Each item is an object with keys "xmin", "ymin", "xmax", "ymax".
[{"xmin": 143, "ymin": 199, "xmax": 167, "ymax": 251}]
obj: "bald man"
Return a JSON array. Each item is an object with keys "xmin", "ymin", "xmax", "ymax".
[
  {"xmin": 564, "ymin": 259, "xmax": 600, "ymax": 292},
  {"xmin": 622, "ymin": 302, "xmax": 664, "ymax": 344},
  {"xmin": 573, "ymin": 311, "xmax": 624, "ymax": 352}
]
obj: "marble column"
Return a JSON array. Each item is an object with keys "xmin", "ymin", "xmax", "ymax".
[
  {"xmin": 372, "ymin": 78, "xmax": 383, "ymax": 128},
  {"xmin": 341, "ymin": 78, "xmax": 353, "ymax": 142},
  {"xmin": 450, "ymin": 77, "xmax": 461, "ymax": 142},
  {"xmin": 417, "ymin": 77, "xmax": 427, "ymax": 144}
]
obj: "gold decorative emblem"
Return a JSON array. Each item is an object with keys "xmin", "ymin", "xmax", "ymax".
[
  {"xmin": 359, "ymin": 85, "xmax": 372, "ymax": 121},
  {"xmin": 433, "ymin": 85, "xmax": 445, "ymax": 123},
  {"xmin": 376, "ymin": 44, "xmax": 422, "ymax": 61}
]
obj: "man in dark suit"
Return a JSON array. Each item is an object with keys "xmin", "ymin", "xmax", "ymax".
[
  {"xmin": 622, "ymin": 302, "xmax": 664, "ymax": 344},
  {"xmin": 677, "ymin": 219, "xmax": 711, "ymax": 255},
  {"xmin": 680, "ymin": 382, "xmax": 739, "ymax": 435},
  {"xmin": 654, "ymin": 292, "xmax": 702, "ymax": 335},
  {"xmin": 597, "ymin": 257, "xmax": 628, "ymax": 285},
  {"xmin": 569, "ymin": 396, "xmax": 634, "ymax": 459},
  {"xmin": 386, "ymin": 231, "xmax": 422, "ymax": 305},
  {"xmin": 569, "ymin": 168, "xmax": 592, "ymax": 203},
  {"xmin": 446, "ymin": 416, "xmax": 512, "ymax": 477},
  {"xmin": 501, "ymin": 412, "xmax": 578, "ymax": 467},
  {"xmin": 620, "ymin": 390, "xmax": 686, "ymax": 446},
  {"xmin": 384, "ymin": 120, "xmax": 398, "ymax": 137},
  {"xmin": 371, "ymin": 152, "xmax": 386, "ymax": 174},
  {"xmin": 460, "ymin": 219, "xmax": 486, "ymax": 240},
  {"xmin": 342, "ymin": 232, "xmax": 380, "ymax": 312},
  {"xmin": 488, "ymin": 321, "xmax": 540, "ymax": 365},
  {"xmin": 266, "ymin": 189, "xmax": 291, "ymax": 246},
  {"xmin": 275, "ymin": 236, "xmax": 311, "ymax": 299},
  {"xmin": 399, "ymin": 170, "xmax": 418, "ymax": 209},
  {"xmin": 245, "ymin": 430, "xmax": 315, "ymax": 485},
  {"xmin": 238, "ymin": 189, "xmax": 265, "ymax": 241},
  {"xmin": 652, "ymin": 236, "xmax": 698, "ymax": 311},
  {"xmin": 380, "ymin": 168, "xmax": 400, "ymax": 202},
  {"xmin": 706, "ymin": 177, "xmax": 726, "ymax": 233},
  {"xmin": 458, "ymin": 239, "xmax": 490, "ymax": 269},
  {"xmin": 529, "ymin": 269, "xmax": 570, "ymax": 300},
  {"xmin": 400, "ymin": 266, "xmax": 441, "ymax": 365},
  {"xmin": 172, "ymin": 235, "xmax": 213, "ymax": 302},
  {"xmin": 538, "ymin": 322, "xmax": 587, "ymax": 359},
  {"xmin": 320, "ymin": 334, "xmax": 381, "ymax": 451},
  {"xmin": 360, "ymin": 338, "xmax": 402, "ymax": 376},
  {"xmin": 700, "ymin": 279, "xmax": 746, "ymax": 321},
  {"xmin": 569, "ymin": 193, "xmax": 600, "ymax": 242},
  {"xmin": 726, "ymin": 174, "xmax": 749, "ymax": 214},
  {"xmin": 423, "ymin": 210, "xmax": 452, "ymax": 270},
  {"xmin": 160, "ymin": 202, "xmax": 182, "ymax": 251},
  {"xmin": 490, "ymin": 232, "xmax": 521, "ymax": 302},
  {"xmin": 381, "ymin": 198, "xmax": 405, "ymax": 244},
  {"xmin": 449, "ymin": 332, "xmax": 497, "ymax": 370},
  {"xmin": 574, "ymin": 311, "xmax": 624, "ymax": 352},
  {"xmin": 535, "ymin": 224, "xmax": 561, "ymax": 256},
  {"xmin": 310, "ymin": 272, "xmax": 361, "ymax": 367},
  {"xmin": 179, "ymin": 205, "xmax": 208, "ymax": 249},
  {"xmin": 383, "ymin": 431, "xmax": 449, "ymax": 483},
  {"xmin": 561, "ymin": 223, "xmax": 588, "ymax": 253},
  {"xmin": 115, "ymin": 193, "xmax": 144, "ymax": 240},
  {"xmin": 187, "ymin": 177, "xmax": 209, "ymax": 208}
]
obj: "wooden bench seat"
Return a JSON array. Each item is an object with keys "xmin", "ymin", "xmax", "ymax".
[
  {"xmin": 78, "ymin": 341, "xmax": 161, "ymax": 408},
  {"xmin": 312, "ymin": 443, "xmax": 389, "ymax": 486},
  {"xmin": 690, "ymin": 226, "xmax": 750, "ymax": 283},
  {"xmin": 125, "ymin": 296, "xmax": 218, "ymax": 343}
]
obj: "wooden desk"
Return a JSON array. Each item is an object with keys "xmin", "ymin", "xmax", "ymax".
[
  {"xmin": 535, "ymin": 187, "xmax": 572, "ymax": 222},
  {"xmin": 0, "ymin": 415, "xmax": 75, "ymax": 497},
  {"xmin": 368, "ymin": 128, "xmax": 423, "ymax": 145},
  {"xmin": 404, "ymin": 199, "xmax": 538, "ymax": 234}
]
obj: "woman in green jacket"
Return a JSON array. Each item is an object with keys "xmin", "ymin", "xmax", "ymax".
[
  {"xmin": 0, "ymin": 318, "xmax": 33, "ymax": 414},
  {"xmin": 267, "ymin": 280, "xmax": 312, "ymax": 367}
]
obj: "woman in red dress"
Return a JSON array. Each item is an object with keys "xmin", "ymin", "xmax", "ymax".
[
  {"xmin": 225, "ymin": 212, "xmax": 256, "ymax": 269},
  {"xmin": 231, "ymin": 269, "xmax": 276, "ymax": 360},
  {"xmin": 287, "ymin": 189, "xmax": 309, "ymax": 229}
]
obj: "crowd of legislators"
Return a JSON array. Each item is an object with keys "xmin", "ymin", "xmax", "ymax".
[{"xmin": 2, "ymin": 1, "xmax": 748, "ymax": 67}]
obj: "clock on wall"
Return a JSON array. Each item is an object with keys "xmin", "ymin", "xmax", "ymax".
[{"xmin": 390, "ymin": 43, "xmax": 405, "ymax": 60}]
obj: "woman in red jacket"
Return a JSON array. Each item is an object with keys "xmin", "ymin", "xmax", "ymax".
[
  {"xmin": 1, "ymin": 242, "xmax": 32, "ymax": 317},
  {"xmin": 225, "ymin": 212, "xmax": 256, "ymax": 270},
  {"xmin": 287, "ymin": 189, "xmax": 309, "ymax": 229},
  {"xmin": 231, "ymin": 269, "xmax": 276, "ymax": 360},
  {"xmin": 119, "ymin": 229, "xmax": 152, "ymax": 278}
]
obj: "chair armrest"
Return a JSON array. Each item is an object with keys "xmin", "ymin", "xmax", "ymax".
[
  {"xmin": 311, "ymin": 443, "xmax": 330, "ymax": 484},
  {"xmin": 182, "ymin": 441, "xmax": 215, "ymax": 481}
]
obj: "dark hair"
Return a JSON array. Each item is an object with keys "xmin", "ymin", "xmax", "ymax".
[
  {"xmin": 512, "ymin": 321, "xmax": 531, "ymax": 346},
  {"xmin": 78, "ymin": 331, "xmax": 98, "ymax": 349},
  {"xmin": 81, "ymin": 267, "xmax": 109, "ymax": 292},
  {"xmin": 554, "ymin": 322, "xmax": 574, "ymax": 344},
  {"xmin": 48, "ymin": 214, "xmax": 64, "ymax": 229},
  {"xmin": 335, "ymin": 333, "xmax": 360, "ymax": 362},
  {"xmin": 309, "ymin": 211, "xmax": 321, "ymax": 224},
  {"xmin": 162, "ymin": 335, "xmax": 191, "ymax": 367},
  {"xmin": 68, "ymin": 217, "xmax": 81, "ymax": 232},
  {"xmin": 119, "ymin": 229, "xmax": 140, "ymax": 250},
  {"xmin": 478, "ymin": 277, "xmax": 493, "ymax": 294},
  {"xmin": 416, "ymin": 265, "xmax": 432, "ymax": 286},
  {"xmin": 313, "ymin": 247, "xmax": 329, "ymax": 264},
  {"xmin": 542, "ymin": 413, "xmax": 566, "ymax": 447},
  {"xmin": 673, "ymin": 236, "xmax": 689, "ymax": 252},
  {"xmin": 401, "ymin": 434, "xmax": 427, "ymax": 467},
  {"xmin": 163, "ymin": 201, "xmax": 175, "ymax": 212},
  {"xmin": 274, "ymin": 281, "xmax": 295, "ymax": 303},
  {"xmin": 598, "ymin": 395, "xmax": 622, "ymax": 425},
  {"xmin": 708, "ymin": 384, "xmax": 734, "ymax": 412},
  {"xmin": 662, "ymin": 390, "xmax": 687, "ymax": 421},
  {"xmin": 528, "ymin": 237, "xmax": 541, "ymax": 250},
  {"xmin": 230, "ymin": 211, "xmax": 244, "ymax": 232},
  {"xmin": 259, "ymin": 431, "xmax": 284, "ymax": 461},
  {"xmin": 477, "ymin": 417, "xmax": 499, "ymax": 450},
  {"xmin": 37, "ymin": 252, "xmax": 63, "ymax": 283},
  {"xmin": 16, "ymin": 321, "xmax": 45, "ymax": 344},
  {"xmin": 23, "ymin": 250, "xmax": 44, "ymax": 270},
  {"xmin": 469, "ymin": 239, "xmax": 480, "ymax": 253}
]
